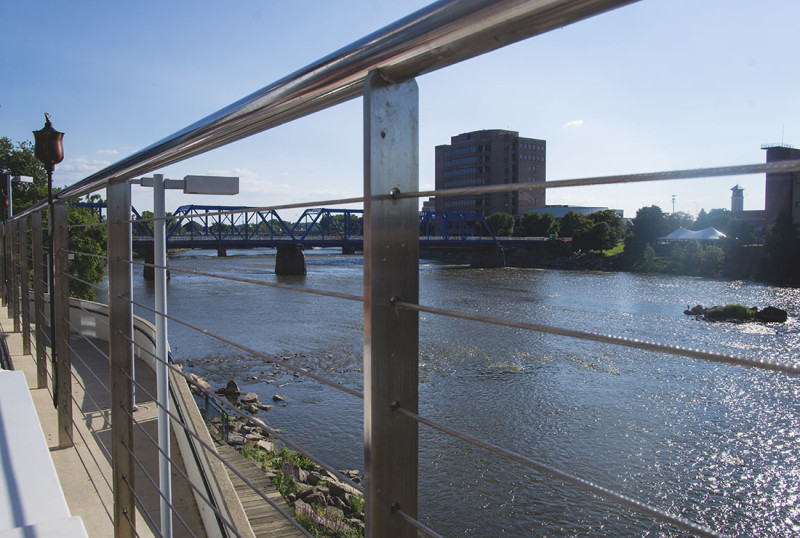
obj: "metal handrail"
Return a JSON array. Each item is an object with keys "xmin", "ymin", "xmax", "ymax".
[{"xmin": 12, "ymin": 0, "xmax": 637, "ymax": 214}]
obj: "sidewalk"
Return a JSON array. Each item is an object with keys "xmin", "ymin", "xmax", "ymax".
[{"xmin": 0, "ymin": 310, "xmax": 204, "ymax": 537}]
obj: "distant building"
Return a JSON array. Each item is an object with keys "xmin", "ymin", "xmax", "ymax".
[
  {"xmin": 421, "ymin": 197, "xmax": 435, "ymax": 212},
  {"xmin": 763, "ymin": 144, "xmax": 800, "ymax": 227},
  {"xmin": 731, "ymin": 184, "xmax": 744, "ymax": 212},
  {"xmin": 526, "ymin": 205, "xmax": 622, "ymax": 219},
  {"xmin": 434, "ymin": 129, "xmax": 546, "ymax": 216},
  {"xmin": 729, "ymin": 183, "xmax": 765, "ymax": 236}
]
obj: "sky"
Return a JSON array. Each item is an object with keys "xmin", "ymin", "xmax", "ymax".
[{"xmin": 3, "ymin": 0, "xmax": 799, "ymax": 219}]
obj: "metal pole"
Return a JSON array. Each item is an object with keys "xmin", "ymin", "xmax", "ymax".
[
  {"xmin": 153, "ymin": 173, "xmax": 173, "ymax": 537},
  {"xmin": 363, "ymin": 71, "xmax": 419, "ymax": 537},
  {"xmin": 108, "ymin": 179, "xmax": 135, "ymax": 538},
  {"xmin": 32, "ymin": 212, "xmax": 47, "ymax": 389},
  {"xmin": 53, "ymin": 203, "xmax": 72, "ymax": 447}
]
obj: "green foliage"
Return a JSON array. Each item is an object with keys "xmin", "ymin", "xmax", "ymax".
[
  {"xmin": 704, "ymin": 304, "xmax": 754, "ymax": 321},
  {"xmin": 638, "ymin": 243, "xmax": 661, "ymax": 272},
  {"xmin": 625, "ymin": 205, "xmax": 669, "ymax": 258},
  {"xmin": 485, "ymin": 212, "xmax": 514, "ymax": 236},
  {"xmin": 519, "ymin": 211, "xmax": 557, "ymax": 237},
  {"xmin": 695, "ymin": 208, "xmax": 731, "ymax": 234},
  {"xmin": 68, "ymin": 204, "xmax": 107, "ymax": 300},
  {"xmin": 348, "ymin": 495, "xmax": 364, "ymax": 514},
  {"xmin": 0, "ymin": 137, "xmax": 49, "ymax": 215},
  {"xmin": 1, "ymin": 138, "xmax": 108, "ymax": 300}
]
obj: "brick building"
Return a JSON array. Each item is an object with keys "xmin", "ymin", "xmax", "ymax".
[
  {"xmin": 434, "ymin": 129, "xmax": 545, "ymax": 216},
  {"xmin": 763, "ymin": 144, "xmax": 800, "ymax": 227}
]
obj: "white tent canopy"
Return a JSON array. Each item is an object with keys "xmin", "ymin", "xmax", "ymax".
[{"xmin": 659, "ymin": 226, "xmax": 727, "ymax": 241}]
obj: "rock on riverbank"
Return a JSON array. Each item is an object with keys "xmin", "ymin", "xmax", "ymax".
[{"xmin": 684, "ymin": 304, "xmax": 788, "ymax": 323}]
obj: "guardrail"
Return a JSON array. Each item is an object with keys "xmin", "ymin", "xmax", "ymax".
[{"xmin": 3, "ymin": 0, "xmax": 800, "ymax": 537}]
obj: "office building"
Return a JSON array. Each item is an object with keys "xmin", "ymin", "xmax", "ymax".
[
  {"xmin": 763, "ymin": 144, "xmax": 800, "ymax": 227},
  {"xmin": 435, "ymin": 129, "xmax": 545, "ymax": 216}
]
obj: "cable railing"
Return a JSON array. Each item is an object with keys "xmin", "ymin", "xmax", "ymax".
[{"xmin": 2, "ymin": 0, "xmax": 799, "ymax": 536}]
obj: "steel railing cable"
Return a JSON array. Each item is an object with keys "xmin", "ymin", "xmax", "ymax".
[
  {"xmin": 123, "ymin": 405, "xmax": 244, "ymax": 538},
  {"xmin": 63, "ymin": 249, "xmax": 106, "ymax": 261},
  {"xmin": 71, "ymin": 300, "xmax": 112, "ymax": 329},
  {"xmin": 123, "ymin": 297, "xmax": 365, "ymax": 400},
  {"xmin": 397, "ymin": 159, "xmax": 800, "ymax": 202},
  {"xmin": 120, "ymin": 475, "xmax": 151, "ymax": 538},
  {"xmin": 125, "ymin": 259, "xmax": 363, "ymax": 304},
  {"xmin": 66, "ymin": 221, "xmax": 107, "ymax": 229},
  {"xmin": 66, "ymin": 272, "xmax": 107, "ymax": 294},
  {"xmin": 63, "ymin": 412, "xmax": 115, "ymax": 524},
  {"xmin": 121, "ymin": 438, "xmax": 196, "ymax": 537},
  {"xmin": 66, "ymin": 386, "xmax": 114, "ymax": 472},
  {"xmin": 118, "ymin": 330, "xmax": 365, "ymax": 493},
  {"xmin": 65, "ymin": 320, "xmax": 113, "ymax": 374},
  {"xmin": 392, "ymin": 404, "xmax": 723, "ymax": 538},
  {"xmin": 67, "ymin": 360, "xmax": 113, "ymax": 439},
  {"xmin": 393, "ymin": 300, "xmax": 800, "ymax": 376},
  {"xmin": 123, "ymin": 196, "xmax": 366, "ymax": 225},
  {"xmin": 393, "ymin": 507, "xmax": 444, "ymax": 538},
  {"xmin": 115, "ymin": 368, "xmax": 313, "ymax": 537}
]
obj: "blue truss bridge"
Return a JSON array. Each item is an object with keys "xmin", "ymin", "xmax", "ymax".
[{"xmin": 71, "ymin": 203, "xmax": 553, "ymax": 254}]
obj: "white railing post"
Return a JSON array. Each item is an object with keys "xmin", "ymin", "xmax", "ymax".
[
  {"xmin": 154, "ymin": 173, "xmax": 173, "ymax": 537},
  {"xmin": 363, "ymin": 71, "xmax": 419, "ymax": 537},
  {"xmin": 53, "ymin": 202, "xmax": 72, "ymax": 447},
  {"xmin": 107, "ymin": 179, "xmax": 136, "ymax": 537}
]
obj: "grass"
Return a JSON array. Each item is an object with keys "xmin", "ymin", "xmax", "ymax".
[{"xmin": 601, "ymin": 242, "xmax": 625, "ymax": 257}]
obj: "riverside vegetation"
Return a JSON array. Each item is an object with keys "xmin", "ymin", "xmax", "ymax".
[
  {"xmin": 190, "ymin": 375, "xmax": 366, "ymax": 537},
  {"xmin": 483, "ymin": 204, "xmax": 799, "ymax": 283}
]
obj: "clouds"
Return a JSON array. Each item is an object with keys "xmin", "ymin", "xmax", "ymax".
[{"xmin": 563, "ymin": 119, "xmax": 585, "ymax": 128}]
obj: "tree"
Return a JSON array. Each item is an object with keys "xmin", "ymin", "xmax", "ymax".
[
  {"xmin": 68, "ymin": 203, "xmax": 107, "ymax": 300},
  {"xmin": 559, "ymin": 211, "xmax": 592, "ymax": 240},
  {"xmin": 588, "ymin": 210, "xmax": 624, "ymax": 251},
  {"xmin": 625, "ymin": 205, "xmax": 669, "ymax": 258},
  {"xmin": 519, "ymin": 211, "xmax": 557, "ymax": 237},
  {"xmin": 1, "ymin": 137, "xmax": 107, "ymax": 300},
  {"xmin": 485, "ymin": 212, "xmax": 514, "ymax": 236},
  {"xmin": 0, "ymin": 137, "xmax": 49, "ymax": 216},
  {"xmin": 665, "ymin": 211, "xmax": 694, "ymax": 232}
]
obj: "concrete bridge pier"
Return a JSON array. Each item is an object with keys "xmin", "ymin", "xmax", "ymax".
[
  {"xmin": 275, "ymin": 245, "xmax": 306, "ymax": 276},
  {"xmin": 142, "ymin": 245, "xmax": 170, "ymax": 280},
  {"xmin": 470, "ymin": 244, "xmax": 506, "ymax": 268},
  {"xmin": 342, "ymin": 245, "xmax": 357, "ymax": 255},
  {"xmin": 217, "ymin": 247, "xmax": 227, "ymax": 257}
]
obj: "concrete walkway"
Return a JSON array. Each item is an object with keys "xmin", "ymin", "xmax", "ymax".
[{"xmin": 0, "ymin": 310, "xmax": 205, "ymax": 537}]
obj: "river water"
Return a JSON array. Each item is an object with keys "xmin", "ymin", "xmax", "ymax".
[{"xmin": 130, "ymin": 249, "xmax": 799, "ymax": 536}]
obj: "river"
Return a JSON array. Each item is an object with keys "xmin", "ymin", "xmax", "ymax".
[{"xmin": 129, "ymin": 249, "xmax": 799, "ymax": 536}]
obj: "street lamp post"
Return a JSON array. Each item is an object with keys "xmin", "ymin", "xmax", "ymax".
[
  {"xmin": 33, "ymin": 114, "xmax": 64, "ymax": 408},
  {"xmin": 132, "ymin": 173, "xmax": 238, "ymax": 538}
]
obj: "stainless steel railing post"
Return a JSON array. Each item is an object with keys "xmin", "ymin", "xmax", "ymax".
[
  {"xmin": 53, "ymin": 202, "xmax": 72, "ymax": 448},
  {"xmin": 363, "ymin": 71, "xmax": 420, "ymax": 537},
  {"xmin": 107, "ymin": 179, "xmax": 136, "ymax": 538},
  {"xmin": 11, "ymin": 220, "xmax": 20, "ymax": 333},
  {"xmin": 20, "ymin": 216, "xmax": 31, "ymax": 355},
  {"xmin": 31, "ymin": 212, "xmax": 47, "ymax": 389}
]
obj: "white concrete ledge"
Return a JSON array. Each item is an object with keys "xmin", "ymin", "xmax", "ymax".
[{"xmin": 0, "ymin": 370, "xmax": 87, "ymax": 536}]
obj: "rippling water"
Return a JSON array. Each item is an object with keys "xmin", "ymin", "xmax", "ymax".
[{"xmin": 130, "ymin": 249, "xmax": 800, "ymax": 536}]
